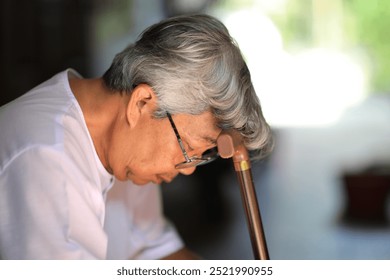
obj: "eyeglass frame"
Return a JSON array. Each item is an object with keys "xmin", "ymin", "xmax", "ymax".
[{"xmin": 166, "ymin": 112, "xmax": 218, "ymax": 169}]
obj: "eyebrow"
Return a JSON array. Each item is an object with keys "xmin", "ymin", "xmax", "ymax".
[{"xmin": 202, "ymin": 135, "xmax": 217, "ymax": 145}]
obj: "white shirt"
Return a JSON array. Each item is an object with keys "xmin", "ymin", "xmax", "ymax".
[{"xmin": 0, "ymin": 69, "xmax": 183, "ymax": 259}]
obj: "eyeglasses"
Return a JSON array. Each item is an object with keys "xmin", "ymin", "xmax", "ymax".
[{"xmin": 166, "ymin": 112, "xmax": 219, "ymax": 169}]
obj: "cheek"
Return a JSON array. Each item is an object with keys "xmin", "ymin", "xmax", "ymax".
[
  {"xmin": 127, "ymin": 141, "xmax": 175, "ymax": 175},
  {"xmin": 111, "ymin": 118, "xmax": 180, "ymax": 180},
  {"xmin": 138, "ymin": 145, "xmax": 174, "ymax": 171}
]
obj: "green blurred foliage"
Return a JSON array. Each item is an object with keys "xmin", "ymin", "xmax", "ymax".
[
  {"xmin": 270, "ymin": 0, "xmax": 313, "ymax": 48},
  {"xmin": 345, "ymin": 0, "xmax": 390, "ymax": 93},
  {"xmin": 270, "ymin": 0, "xmax": 390, "ymax": 93}
]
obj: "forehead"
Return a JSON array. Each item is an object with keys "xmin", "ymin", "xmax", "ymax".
[{"xmin": 174, "ymin": 111, "xmax": 221, "ymax": 145}]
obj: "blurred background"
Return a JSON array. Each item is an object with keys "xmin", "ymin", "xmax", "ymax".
[{"xmin": 1, "ymin": 0, "xmax": 390, "ymax": 259}]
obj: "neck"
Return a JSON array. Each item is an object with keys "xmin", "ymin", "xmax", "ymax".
[{"xmin": 70, "ymin": 77, "xmax": 125, "ymax": 172}]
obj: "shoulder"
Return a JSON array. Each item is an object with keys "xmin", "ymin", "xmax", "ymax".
[
  {"xmin": 0, "ymin": 70, "xmax": 92, "ymax": 175},
  {"xmin": 0, "ymin": 144, "xmax": 72, "ymax": 179}
]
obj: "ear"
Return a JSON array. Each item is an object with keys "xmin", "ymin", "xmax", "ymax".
[{"xmin": 126, "ymin": 84, "xmax": 157, "ymax": 127}]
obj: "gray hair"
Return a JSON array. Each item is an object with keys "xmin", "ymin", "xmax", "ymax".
[{"xmin": 103, "ymin": 14, "xmax": 273, "ymax": 160}]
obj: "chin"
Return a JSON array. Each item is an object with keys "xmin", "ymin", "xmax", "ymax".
[
  {"xmin": 125, "ymin": 169, "xmax": 158, "ymax": 186},
  {"xmin": 129, "ymin": 176, "xmax": 153, "ymax": 186},
  {"xmin": 135, "ymin": 180, "xmax": 153, "ymax": 186},
  {"xmin": 114, "ymin": 174, "xmax": 128, "ymax": 182}
]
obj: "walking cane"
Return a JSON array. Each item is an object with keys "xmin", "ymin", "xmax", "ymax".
[{"xmin": 217, "ymin": 130, "xmax": 269, "ymax": 260}]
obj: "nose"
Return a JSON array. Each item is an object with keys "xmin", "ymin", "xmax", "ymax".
[{"xmin": 178, "ymin": 166, "xmax": 196, "ymax": 176}]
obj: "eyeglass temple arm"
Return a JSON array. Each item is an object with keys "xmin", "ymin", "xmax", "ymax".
[
  {"xmin": 217, "ymin": 130, "xmax": 270, "ymax": 260},
  {"xmin": 167, "ymin": 113, "xmax": 190, "ymax": 161}
]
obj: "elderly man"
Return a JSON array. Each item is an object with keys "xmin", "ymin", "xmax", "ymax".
[{"xmin": 0, "ymin": 14, "xmax": 272, "ymax": 259}]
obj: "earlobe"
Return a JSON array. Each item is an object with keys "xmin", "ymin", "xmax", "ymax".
[{"xmin": 126, "ymin": 84, "xmax": 156, "ymax": 127}]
